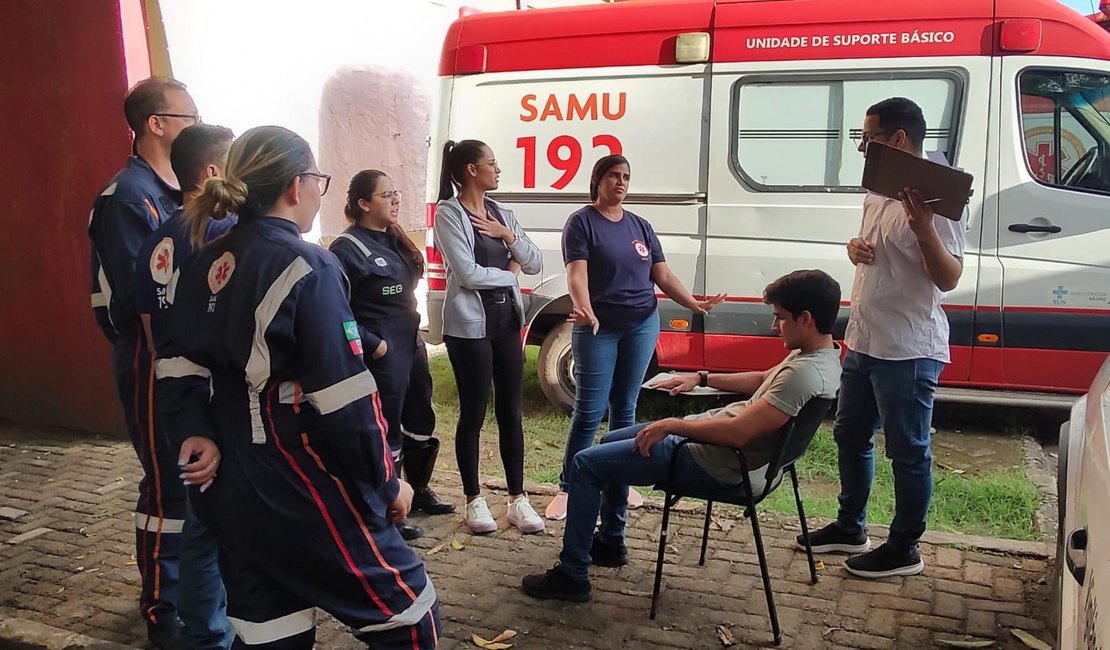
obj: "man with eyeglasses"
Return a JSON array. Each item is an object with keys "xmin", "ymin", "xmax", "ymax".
[
  {"xmin": 88, "ymin": 75, "xmax": 200, "ymax": 649},
  {"xmin": 798, "ymin": 97, "xmax": 967, "ymax": 580}
]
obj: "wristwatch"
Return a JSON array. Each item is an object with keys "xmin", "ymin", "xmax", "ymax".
[{"xmin": 698, "ymin": 370, "xmax": 709, "ymax": 388}]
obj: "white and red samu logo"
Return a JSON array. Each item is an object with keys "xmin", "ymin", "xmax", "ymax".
[
  {"xmin": 207, "ymin": 251, "xmax": 236, "ymax": 294},
  {"xmin": 149, "ymin": 237, "xmax": 175, "ymax": 285},
  {"xmin": 632, "ymin": 239, "xmax": 649, "ymax": 259}
]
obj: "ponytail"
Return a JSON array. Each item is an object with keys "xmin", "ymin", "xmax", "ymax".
[
  {"xmin": 437, "ymin": 139, "xmax": 488, "ymax": 202},
  {"xmin": 186, "ymin": 175, "xmax": 247, "ymax": 249},
  {"xmin": 437, "ymin": 140, "xmax": 457, "ymax": 201}
]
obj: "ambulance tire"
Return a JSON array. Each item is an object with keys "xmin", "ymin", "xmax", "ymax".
[{"xmin": 537, "ymin": 322, "xmax": 575, "ymax": 416}]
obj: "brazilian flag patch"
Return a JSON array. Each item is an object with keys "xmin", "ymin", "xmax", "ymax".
[{"xmin": 342, "ymin": 320, "xmax": 363, "ymax": 356}]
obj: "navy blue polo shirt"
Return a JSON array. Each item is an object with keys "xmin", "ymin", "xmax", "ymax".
[
  {"xmin": 136, "ymin": 209, "xmax": 237, "ymax": 352},
  {"xmin": 561, "ymin": 206, "xmax": 664, "ymax": 332}
]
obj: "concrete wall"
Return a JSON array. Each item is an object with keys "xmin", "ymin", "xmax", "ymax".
[{"xmin": 0, "ymin": 1, "xmax": 149, "ymax": 433}]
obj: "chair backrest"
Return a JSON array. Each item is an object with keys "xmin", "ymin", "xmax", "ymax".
[{"xmin": 759, "ymin": 396, "xmax": 837, "ymax": 496}]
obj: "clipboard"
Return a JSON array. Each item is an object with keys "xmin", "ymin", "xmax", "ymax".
[{"xmin": 861, "ymin": 142, "xmax": 973, "ymax": 221}]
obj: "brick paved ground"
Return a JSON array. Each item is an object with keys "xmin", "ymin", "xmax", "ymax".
[{"xmin": 0, "ymin": 422, "xmax": 1057, "ymax": 649}]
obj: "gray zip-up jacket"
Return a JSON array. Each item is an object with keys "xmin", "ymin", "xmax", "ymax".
[{"xmin": 433, "ymin": 197, "xmax": 542, "ymax": 339}]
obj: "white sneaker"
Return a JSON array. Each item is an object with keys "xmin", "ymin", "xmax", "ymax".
[
  {"xmin": 464, "ymin": 496, "xmax": 497, "ymax": 534},
  {"xmin": 507, "ymin": 495, "xmax": 545, "ymax": 534}
]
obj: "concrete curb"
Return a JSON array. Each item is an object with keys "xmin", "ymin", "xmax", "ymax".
[
  {"xmin": 480, "ymin": 476, "xmax": 1053, "ymax": 558},
  {"xmin": 0, "ymin": 611, "xmax": 140, "ymax": 650}
]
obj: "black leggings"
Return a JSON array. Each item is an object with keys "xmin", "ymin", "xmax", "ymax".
[{"xmin": 443, "ymin": 332, "xmax": 525, "ymax": 496}]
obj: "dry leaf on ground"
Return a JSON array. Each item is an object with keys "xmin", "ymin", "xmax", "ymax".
[
  {"xmin": 937, "ymin": 639, "xmax": 995, "ymax": 648},
  {"xmin": 1010, "ymin": 629, "xmax": 1051, "ymax": 650},
  {"xmin": 619, "ymin": 588, "xmax": 653, "ymax": 597},
  {"xmin": 815, "ymin": 560, "xmax": 826, "ymax": 571},
  {"xmin": 451, "ymin": 536, "xmax": 470, "ymax": 551},
  {"xmin": 716, "ymin": 624, "xmax": 736, "ymax": 647},
  {"xmin": 425, "ymin": 542, "xmax": 447, "ymax": 556},
  {"xmin": 471, "ymin": 633, "xmax": 513, "ymax": 649},
  {"xmin": 710, "ymin": 515, "xmax": 733, "ymax": 532},
  {"xmin": 490, "ymin": 630, "xmax": 517, "ymax": 643}
]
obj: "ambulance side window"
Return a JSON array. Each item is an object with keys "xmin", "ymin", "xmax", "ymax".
[
  {"xmin": 731, "ymin": 74, "xmax": 962, "ymax": 192},
  {"xmin": 1018, "ymin": 68, "xmax": 1110, "ymax": 194}
]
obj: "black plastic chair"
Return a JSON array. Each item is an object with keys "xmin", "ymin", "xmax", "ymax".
[{"xmin": 649, "ymin": 396, "xmax": 837, "ymax": 645}]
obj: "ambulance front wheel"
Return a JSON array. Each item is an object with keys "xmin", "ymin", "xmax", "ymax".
[{"xmin": 537, "ymin": 322, "xmax": 575, "ymax": 416}]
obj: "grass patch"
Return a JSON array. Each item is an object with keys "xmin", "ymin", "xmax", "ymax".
[
  {"xmin": 427, "ymin": 349, "xmax": 1040, "ymax": 540},
  {"xmin": 760, "ymin": 428, "xmax": 1040, "ymax": 541}
]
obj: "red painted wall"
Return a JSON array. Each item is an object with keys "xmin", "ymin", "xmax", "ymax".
[{"xmin": 0, "ymin": 2, "xmax": 135, "ymax": 434}]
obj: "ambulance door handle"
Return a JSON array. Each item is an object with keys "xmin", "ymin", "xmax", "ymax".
[
  {"xmin": 1066, "ymin": 528, "xmax": 1088, "ymax": 586},
  {"xmin": 1009, "ymin": 222, "xmax": 1062, "ymax": 234}
]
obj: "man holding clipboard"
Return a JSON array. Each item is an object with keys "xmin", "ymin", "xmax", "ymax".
[{"xmin": 799, "ymin": 97, "xmax": 968, "ymax": 579}]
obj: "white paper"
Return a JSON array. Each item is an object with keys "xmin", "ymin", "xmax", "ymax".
[{"xmin": 642, "ymin": 372, "xmax": 733, "ymax": 396}]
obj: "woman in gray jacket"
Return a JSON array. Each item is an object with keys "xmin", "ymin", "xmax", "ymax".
[{"xmin": 433, "ymin": 139, "xmax": 545, "ymax": 536}]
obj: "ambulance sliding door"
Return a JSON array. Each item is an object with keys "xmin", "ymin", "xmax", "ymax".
[{"xmin": 705, "ymin": 59, "xmax": 989, "ymax": 378}]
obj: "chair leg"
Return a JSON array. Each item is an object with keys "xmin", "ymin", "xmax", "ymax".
[
  {"xmin": 699, "ymin": 500, "xmax": 713, "ymax": 566},
  {"xmin": 748, "ymin": 497, "xmax": 782, "ymax": 645},
  {"xmin": 790, "ymin": 465, "xmax": 818, "ymax": 585},
  {"xmin": 650, "ymin": 492, "xmax": 674, "ymax": 620}
]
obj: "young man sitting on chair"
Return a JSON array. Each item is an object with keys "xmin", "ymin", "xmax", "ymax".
[{"xmin": 522, "ymin": 269, "xmax": 843, "ymax": 602}]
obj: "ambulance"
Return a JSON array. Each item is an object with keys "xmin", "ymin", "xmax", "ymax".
[{"xmin": 423, "ymin": 0, "xmax": 1110, "ymax": 413}]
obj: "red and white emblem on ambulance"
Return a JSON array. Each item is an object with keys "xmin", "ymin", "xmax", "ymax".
[
  {"xmin": 207, "ymin": 252, "xmax": 236, "ymax": 294},
  {"xmin": 632, "ymin": 239, "xmax": 649, "ymax": 259},
  {"xmin": 149, "ymin": 237, "xmax": 175, "ymax": 285}
]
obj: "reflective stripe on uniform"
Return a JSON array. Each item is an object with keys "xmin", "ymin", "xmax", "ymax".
[
  {"xmin": 249, "ymin": 390, "xmax": 265, "ymax": 444},
  {"xmin": 278, "ymin": 381, "xmax": 304, "ymax": 405},
  {"xmin": 335, "ymin": 232, "xmax": 372, "ymax": 257},
  {"xmin": 155, "ymin": 357, "xmax": 211, "ymax": 380},
  {"xmin": 401, "ymin": 427, "xmax": 432, "ymax": 442},
  {"xmin": 357, "ymin": 579, "xmax": 437, "ymax": 633},
  {"xmin": 133, "ymin": 511, "xmax": 185, "ymax": 534},
  {"xmin": 228, "ymin": 608, "xmax": 315, "ymax": 645},
  {"xmin": 91, "ymin": 292, "xmax": 107, "ymax": 308},
  {"xmin": 305, "ymin": 370, "xmax": 376, "ymax": 415},
  {"xmin": 244, "ymin": 257, "xmax": 313, "ymax": 392}
]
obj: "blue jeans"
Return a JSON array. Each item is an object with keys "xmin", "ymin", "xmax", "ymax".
[
  {"xmin": 559, "ymin": 424, "xmax": 733, "ymax": 580},
  {"xmin": 178, "ymin": 502, "xmax": 233, "ymax": 649},
  {"xmin": 833, "ymin": 350, "xmax": 943, "ymax": 554},
  {"xmin": 559, "ymin": 310, "xmax": 659, "ymax": 491}
]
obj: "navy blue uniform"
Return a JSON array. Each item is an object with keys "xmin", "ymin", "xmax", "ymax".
[
  {"xmin": 138, "ymin": 210, "xmax": 238, "ymax": 649},
  {"xmin": 329, "ymin": 227, "xmax": 425, "ymax": 461},
  {"xmin": 88, "ymin": 155, "xmax": 182, "ymax": 627},
  {"xmin": 158, "ymin": 217, "xmax": 438, "ymax": 649}
]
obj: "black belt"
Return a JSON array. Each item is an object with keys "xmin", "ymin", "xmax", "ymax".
[{"xmin": 481, "ymin": 289, "xmax": 512, "ymax": 305}]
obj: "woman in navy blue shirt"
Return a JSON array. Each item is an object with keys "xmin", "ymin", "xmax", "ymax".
[{"xmin": 546, "ymin": 155, "xmax": 724, "ymax": 520}]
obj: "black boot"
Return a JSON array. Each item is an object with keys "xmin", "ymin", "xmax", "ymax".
[
  {"xmin": 403, "ymin": 438, "xmax": 456, "ymax": 515},
  {"xmin": 397, "ymin": 521, "xmax": 423, "ymax": 541}
]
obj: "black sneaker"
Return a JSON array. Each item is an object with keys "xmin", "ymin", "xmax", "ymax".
[
  {"xmin": 796, "ymin": 522, "xmax": 871, "ymax": 554},
  {"xmin": 521, "ymin": 563, "xmax": 592, "ymax": 602},
  {"xmin": 590, "ymin": 532, "xmax": 629, "ymax": 568},
  {"xmin": 844, "ymin": 543, "xmax": 924, "ymax": 578}
]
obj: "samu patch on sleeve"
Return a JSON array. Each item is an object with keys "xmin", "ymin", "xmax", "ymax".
[{"xmin": 342, "ymin": 320, "xmax": 363, "ymax": 356}]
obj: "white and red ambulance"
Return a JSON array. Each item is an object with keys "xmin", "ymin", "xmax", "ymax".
[{"xmin": 424, "ymin": 0, "xmax": 1110, "ymax": 413}]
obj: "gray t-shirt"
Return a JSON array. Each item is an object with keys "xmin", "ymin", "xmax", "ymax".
[{"xmin": 686, "ymin": 347, "xmax": 841, "ymax": 485}]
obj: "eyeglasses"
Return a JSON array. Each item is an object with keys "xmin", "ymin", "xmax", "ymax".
[
  {"xmin": 153, "ymin": 113, "xmax": 201, "ymax": 125},
  {"xmin": 851, "ymin": 129, "xmax": 896, "ymax": 147},
  {"xmin": 299, "ymin": 172, "xmax": 331, "ymax": 196},
  {"xmin": 373, "ymin": 189, "xmax": 403, "ymax": 201}
]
